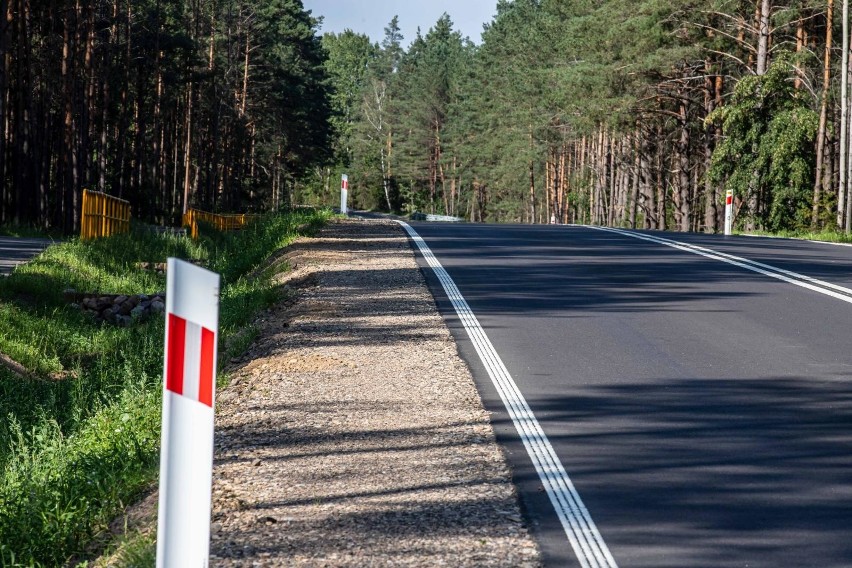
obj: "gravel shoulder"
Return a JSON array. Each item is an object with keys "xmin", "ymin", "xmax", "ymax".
[{"xmin": 210, "ymin": 218, "xmax": 540, "ymax": 566}]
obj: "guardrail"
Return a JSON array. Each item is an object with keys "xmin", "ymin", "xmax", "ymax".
[
  {"xmin": 182, "ymin": 209, "xmax": 259, "ymax": 239},
  {"xmin": 80, "ymin": 189, "xmax": 132, "ymax": 240}
]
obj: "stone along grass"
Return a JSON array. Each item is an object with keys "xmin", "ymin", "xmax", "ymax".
[{"xmin": 0, "ymin": 209, "xmax": 330, "ymax": 566}]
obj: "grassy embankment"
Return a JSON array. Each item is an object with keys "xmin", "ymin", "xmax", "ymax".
[
  {"xmin": 0, "ymin": 209, "xmax": 329, "ymax": 567},
  {"xmin": 742, "ymin": 228, "xmax": 852, "ymax": 243}
]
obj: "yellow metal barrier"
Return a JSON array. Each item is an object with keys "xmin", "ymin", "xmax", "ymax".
[
  {"xmin": 182, "ymin": 208, "xmax": 259, "ymax": 239},
  {"xmin": 80, "ymin": 189, "xmax": 132, "ymax": 240}
]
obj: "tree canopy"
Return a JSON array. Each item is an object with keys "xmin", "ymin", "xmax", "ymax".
[
  {"xmin": 316, "ymin": 1, "xmax": 852, "ymax": 234},
  {"xmin": 3, "ymin": 0, "xmax": 852, "ymax": 235},
  {"xmin": 0, "ymin": 0, "xmax": 332, "ymax": 231}
]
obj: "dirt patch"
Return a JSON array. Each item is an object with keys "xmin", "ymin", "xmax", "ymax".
[{"xmin": 241, "ymin": 352, "xmax": 352, "ymax": 374}]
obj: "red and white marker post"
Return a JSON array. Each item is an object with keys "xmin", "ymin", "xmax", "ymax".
[
  {"xmin": 340, "ymin": 174, "xmax": 349, "ymax": 215},
  {"xmin": 157, "ymin": 258, "xmax": 221, "ymax": 568},
  {"xmin": 724, "ymin": 189, "xmax": 734, "ymax": 236}
]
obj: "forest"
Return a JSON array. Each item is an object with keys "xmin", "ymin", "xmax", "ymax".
[
  {"xmin": 2, "ymin": 0, "xmax": 851, "ymax": 234},
  {"xmin": 0, "ymin": 0, "xmax": 331, "ymax": 232},
  {"xmin": 318, "ymin": 0, "xmax": 852, "ymax": 234}
]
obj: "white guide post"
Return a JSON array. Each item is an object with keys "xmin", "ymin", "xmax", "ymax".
[
  {"xmin": 157, "ymin": 258, "xmax": 221, "ymax": 568},
  {"xmin": 340, "ymin": 174, "xmax": 349, "ymax": 215},
  {"xmin": 724, "ymin": 189, "xmax": 734, "ymax": 236}
]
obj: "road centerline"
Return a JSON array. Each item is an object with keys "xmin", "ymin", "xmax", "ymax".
[{"xmin": 398, "ymin": 221, "xmax": 618, "ymax": 568}]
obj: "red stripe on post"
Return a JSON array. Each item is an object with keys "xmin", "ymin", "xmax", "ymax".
[
  {"xmin": 198, "ymin": 327, "xmax": 215, "ymax": 407},
  {"xmin": 166, "ymin": 314, "xmax": 186, "ymax": 395}
]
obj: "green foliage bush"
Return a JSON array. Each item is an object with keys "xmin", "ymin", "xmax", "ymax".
[
  {"xmin": 708, "ymin": 55, "xmax": 819, "ymax": 232},
  {"xmin": 0, "ymin": 209, "xmax": 329, "ymax": 566}
]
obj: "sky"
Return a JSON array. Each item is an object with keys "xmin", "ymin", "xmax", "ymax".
[{"xmin": 302, "ymin": 0, "xmax": 499, "ymax": 47}]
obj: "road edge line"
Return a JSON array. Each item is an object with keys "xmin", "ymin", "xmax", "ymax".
[
  {"xmin": 398, "ymin": 221, "xmax": 618, "ymax": 568},
  {"xmin": 585, "ymin": 225, "xmax": 852, "ymax": 305}
]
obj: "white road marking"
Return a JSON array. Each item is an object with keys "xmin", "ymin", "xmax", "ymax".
[
  {"xmin": 398, "ymin": 221, "xmax": 618, "ymax": 568},
  {"xmin": 586, "ymin": 226, "xmax": 852, "ymax": 305}
]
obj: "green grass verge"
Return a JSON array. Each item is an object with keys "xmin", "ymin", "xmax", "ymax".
[
  {"xmin": 741, "ymin": 228, "xmax": 852, "ymax": 244},
  {"xmin": 94, "ymin": 531, "xmax": 157, "ymax": 568},
  {"xmin": 0, "ymin": 209, "xmax": 330, "ymax": 567}
]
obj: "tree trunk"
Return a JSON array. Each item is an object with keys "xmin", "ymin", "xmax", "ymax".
[
  {"xmin": 13, "ymin": 0, "xmax": 34, "ymax": 225},
  {"xmin": 82, "ymin": 1, "xmax": 94, "ymax": 194},
  {"xmin": 557, "ymin": 149, "xmax": 564, "ymax": 223},
  {"xmin": 528, "ymin": 128, "xmax": 536, "ymax": 224},
  {"xmin": 714, "ymin": 75, "xmax": 726, "ymax": 229},
  {"xmin": 116, "ymin": 0, "xmax": 132, "ymax": 200},
  {"xmin": 642, "ymin": 136, "xmax": 654, "ymax": 229},
  {"xmin": 0, "ymin": 0, "xmax": 8, "ymax": 221},
  {"xmin": 617, "ymin": 138, "xmax": 629, "ymax": 226},
  {"xmin": 704, "ymin": 63, "xmax": 718, "ymax": 233},
  {"xmin": 607, "ymin": 134, "xmax": 616, "ymax": 226},
  {"xmin": 182, "ymin": 83, "xmax": 193, "ymax": 214},
  {"xmin": 579, "ymin": 136, "xmax": 587, "ymax": 224},
  {"xmin": 380, "ymin": 130, "xmax": 391, "ymax": 211},
  {"xmin": 677, "ymin": 100, "xmax": 691, "ymax": 232},
  {"xmin": 656, "ymin": 126, "xmax": 666, "ymax": 230},
  {"xmin": 62, "ymin": 0, "xmax": 76, "ymax": 231},
  {"xmin": 841, "ymin": 0, "xmax": 850, "ymax": 231},
  {"xmin": 795, "ymin": 14, "xmax": 805, "ymax": 90},
  {"xmin": 756, "ymin": 0, "xmax": 771, "ymax": 75},
  {"xmin": 847, "ymin": 36, "xmax": 852, "ymax": 233},
  {"xmin": 630, "ymin": 129, "xmax": 640, "ymax": 229},
  {"xmin": 450, "ymin": 155, "xmax": 457, "ymax": 216},
  {"xmin": 241, "ymin": 30, "xmax": 250, "ymax": 117},
  {"xmin": 814, "ymin": 0, "xmax": 834, "ymax": 227}
]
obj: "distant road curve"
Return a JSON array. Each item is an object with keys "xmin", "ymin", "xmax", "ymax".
[{"xmin": 0, "ymin": 236, "xmax": 54, "ymax": 276}]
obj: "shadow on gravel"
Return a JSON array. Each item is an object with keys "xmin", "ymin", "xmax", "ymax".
[
  {"xmin": 212, "ymin": 406, "xmax": 532, "ymax": 563},
  {"xmin": 216, "ymin": 497, "xmax": 524, "ymax": 559},
  {"xmin": 214, "ymin": 418, "xmax": 494, "ymax": 467},
  {"xmin": 210, "ymin": 220, "xmax": 538, "ymax": 566},
  {"xmin": 509, "ymin": 375, "xmax": 852, "ymax": 568}
]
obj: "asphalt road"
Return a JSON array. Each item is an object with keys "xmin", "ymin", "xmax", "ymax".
[
  {"xmin": 404, "ymin": 223, "xmax": 852, "ymax": 568},
  {"xmin": 0, "ymin": 236, "xmax": 53, "ymax": 275}
]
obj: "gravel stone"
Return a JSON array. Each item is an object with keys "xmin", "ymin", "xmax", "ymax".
[{"xmin": 210, "ymin": 219, "xmax": 541, "ymax": 567}]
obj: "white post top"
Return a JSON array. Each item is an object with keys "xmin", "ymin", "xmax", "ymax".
[{"xmin": 166, "ymin": 259, "xmax": 220, "ymax": 330}]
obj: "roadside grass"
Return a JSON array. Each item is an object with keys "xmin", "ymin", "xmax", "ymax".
[
  {"xmin": 742, "ymin": 228, "xmax": 852, "ymax": 244},
  {"xmin": 93, "ymin": 531, "xmax": 157, "ymax": 568},
  {"xmin": 0, "ymin": 209, "xmax": 329, "ymax": 567}
]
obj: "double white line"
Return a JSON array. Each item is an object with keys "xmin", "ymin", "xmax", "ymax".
[
  {"xmin": 400, "ymin": 220, "xmax": 852, "ymax": 568},
  {"xmin": 587, "ymin": 226, "xmax": 852, "ymax": 305},
  {"xmin": 398, "ymin": 221, "xmax": 618, "ymax": 568}
]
